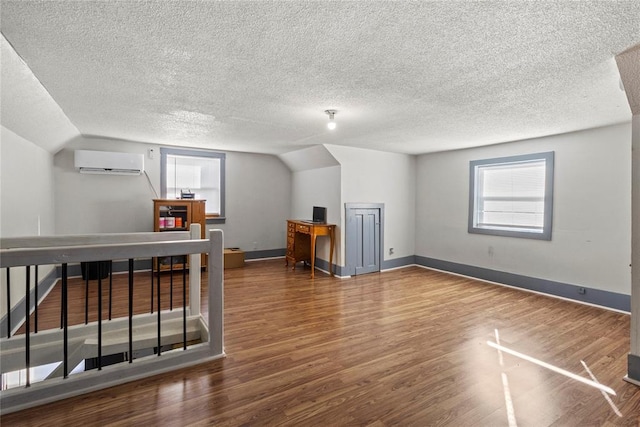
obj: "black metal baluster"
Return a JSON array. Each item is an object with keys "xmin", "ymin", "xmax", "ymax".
[
  {"xmin": 108, "ymin": 261, "xmax": 113, "ymax": 321},
  {"xmin": 34, "ymin": 265, "xmax": 39, "ymax": 333},
  {"xmin": 157, "ymin": 258, "xmax": 161, "ymax": 356},
  {"xmin": 60, "ymin": 277, "xmax": 63, "ymax": 329},
  {"xmin": 84, "ymin": 273, "xmax": 89, "ymax": 325},
  {"xmin": 25, "ymin": 266, "xmax": 31, "ymax": 387},
  {"xmin": 6, "ymin": 268, "xmax": 11, "ymax": 338},
  {"xmin": 170, "ymin": 256, "xmax": 174, "ymax": 311},
  {"xmin": 128, "ymin": 259, "xmax": 134, "ymax": 363},
  {"xmin": 62, "ymin": 263, "xmax": 68, "ymax": 378},
  {"xmin": 183, "ymin": 258, "xmax": 187, "ymax": 350},
  {"xmin": 60, "ymin": 269, "xmax": 64, "ymax": 328},
  {"xmin": 97, "ymin": 263, "xmax": 102, "ymax": 370},
  {"xmin": 150, "ymin": 258, "xmax": 155, "ymax": 313}
]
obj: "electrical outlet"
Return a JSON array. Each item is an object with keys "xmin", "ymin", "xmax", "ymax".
[
  {"xmin": 148, "ymin": 148, "xmax": 155, "ymax": 159},
  {"xmin": 389, "ymin": 248, "xmax": 394, "ymax": 255}
]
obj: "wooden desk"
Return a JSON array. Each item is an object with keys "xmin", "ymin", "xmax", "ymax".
[{"xmin": 286, "ymin": 220, "xmax": 335, "ymax": 279}]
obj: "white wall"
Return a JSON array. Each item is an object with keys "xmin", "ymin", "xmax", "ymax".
[
  {"xmin": 416, "ymin": 123, "xmax": 632, "ymax": 294},
  {"xmin": 1, "ymin": 127, "xmax": 56, "ymax": 237},
  {"xmin": 0, "ymin": 126, "xmax": 57, "ymax": 318},
  {"xmin": 631, "ymin": 115, "xmax": 640, "ymax": 353},
  {"xmin": 54, "ymin": 136, "xmax": 291, "ymax": 252},
  {"xmin": 326, "ymin": 145, "xmax": 416, "ymax": 266},
  {"xmin": 0, "ymin": 36, "xmax": 79, "ymax": 323}
]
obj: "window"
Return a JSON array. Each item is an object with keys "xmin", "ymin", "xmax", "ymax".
[
  {"xmin": 468, "ymin": 152, "xmax": 554, "ymax": 240},
  {"xmin": 160, "ymin": 147, "xmax": 225, "ymax": 221}
]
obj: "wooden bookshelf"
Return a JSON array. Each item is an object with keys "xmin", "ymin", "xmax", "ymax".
[{"xmin": 153, "ymin": 199, "xmax": 206, "ymax": 272}]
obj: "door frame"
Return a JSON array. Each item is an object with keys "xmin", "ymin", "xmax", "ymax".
[{"xmin": 345, "ymin": 203, "xmax": 384, "ymax": 276}]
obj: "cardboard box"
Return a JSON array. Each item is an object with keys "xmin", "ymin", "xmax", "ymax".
[{"xmin": 224, "ymin": 248, "xmax": 245, "ymax": 269}]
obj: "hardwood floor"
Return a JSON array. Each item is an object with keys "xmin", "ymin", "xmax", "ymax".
[{"xmin": 2, "ymin": 259, "xmax": 640, "ymax": 426}]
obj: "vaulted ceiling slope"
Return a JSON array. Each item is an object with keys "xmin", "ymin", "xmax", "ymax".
[
  {"xmin": 1, "ymin": 1, "xmax": 638, "ymax": 155},
  {"xmin": 0, "ymin": 36, "xmax": 80, "ymax": 152}
]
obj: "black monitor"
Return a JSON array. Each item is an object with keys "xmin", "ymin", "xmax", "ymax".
[{"xmin": 312, "ymin": 206, "xmax": 327, "ymax": 223}]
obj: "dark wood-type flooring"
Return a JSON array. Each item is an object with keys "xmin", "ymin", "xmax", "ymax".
[{"xmin": 2, "ymin": 259, "xmax": 640, "ymax": 426}]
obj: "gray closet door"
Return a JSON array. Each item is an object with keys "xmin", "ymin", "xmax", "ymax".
[{"xmin": 351, "ymin": 208, "xmax": 380, "ymax": 275}]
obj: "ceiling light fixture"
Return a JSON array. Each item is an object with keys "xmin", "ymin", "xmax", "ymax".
[{"xmin": 325, "ymin": 109, "xmax": 337, "ymax": 130}]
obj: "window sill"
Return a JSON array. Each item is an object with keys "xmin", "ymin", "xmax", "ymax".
[
  {"xmin": 468, "ymin": 226, "xmax": 551, "ymax": 241},
  {"xmin": 207, "ymin": 217, "xmax": 226, "ymax": 224}
]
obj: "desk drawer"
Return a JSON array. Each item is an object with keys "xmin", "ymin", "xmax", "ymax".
[{"xmin": 296, "ymin": 224, "xmax": 310, "ymax": 233}]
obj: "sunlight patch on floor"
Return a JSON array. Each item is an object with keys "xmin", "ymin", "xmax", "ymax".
[
  {"xmin": 486, "ymin": 340, "xmax": 616, "ymax": 396},
  {"xmin": 580, "ymin": 360, "xmax": 622, "ymax": 417},
  {"xmin": 494, "ymin": 329, "xmax": 518, "ymax": 427}
]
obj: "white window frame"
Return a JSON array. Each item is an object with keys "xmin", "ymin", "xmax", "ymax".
[
  {"xmin": 468, "ymin": 152, "xmax": 554, "ymax": 240},
  {"xmin": 160, "ymin": 147, "xmax": 225, "ymax": 223}
]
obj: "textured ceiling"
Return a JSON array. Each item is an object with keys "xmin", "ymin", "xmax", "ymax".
[{"xmin": 1, "ymin": 1, "xmax": 638, "ymax": 155}]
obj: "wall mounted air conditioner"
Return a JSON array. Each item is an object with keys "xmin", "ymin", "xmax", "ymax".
[{"xmin": 74, "ymin": 150, "xmax": 144, "ymax": 176}]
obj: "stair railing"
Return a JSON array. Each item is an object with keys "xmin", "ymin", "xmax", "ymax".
[{"xmin": 0, "ymin": 226, "xmax": 224, "ymax": 414}]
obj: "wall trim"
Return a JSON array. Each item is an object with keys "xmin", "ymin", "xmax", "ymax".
[
  {"xmin": 628, "ymin": 354, "xmax": 640, "ymax": 383},
  {"xmin": 5, "ymin": 253, "xmax": 628, "ymax": 334},
  {"xmin": 381, "ymin": 256, "xmax": 416, "ymax": 271},
  {"xmin": 314, "ymin": 257, "xmax": 346, "ymax": 278},
  {"xmin": 415, "ymin": 256, "xmax": 630, "ymax": 312},
  {"xmin": 245, "ymin": 248, "xmax": 285, "ymax": 260},
  {"xmin": 257, "ymin": 250, "xmax": 348, "ymax": 278}
]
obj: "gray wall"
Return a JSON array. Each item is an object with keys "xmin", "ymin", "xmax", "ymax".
[
  {"xmin": 280, "ymin": 145, "xmax": 343, "ymax": 267},
  {"xmin": 55, "ymin": 138, "xmax": 152, "ymax": 234},
  {"xmin": 327, "ymin": 145, "xmax": 416, "ymax": 267},
  {"xmin": 217, "ymin": 150, "xmax": 291, "ymax": 252},
  {"xmin": 55, "ymin": 136, "xmax": 291, "ymax": 252},
  {"xmin": 416, "ymin": 123, "xmax": 632, "ymax": 295},
  {"xmin": 290, "ymin": 165, "xmax": 342, "ymax": 264},
  {"xmin": 282, "ymin": 144, "xmax": 416, "ymax": 271}
]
